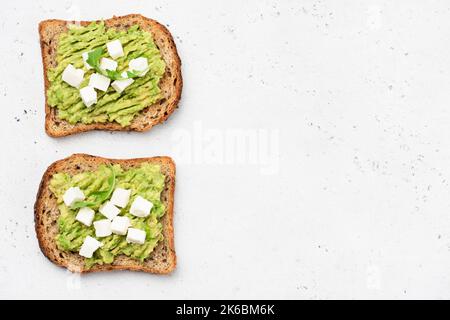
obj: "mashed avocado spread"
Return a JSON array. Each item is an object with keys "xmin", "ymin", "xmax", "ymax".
[
  {"xmin": 47, "ymin": 22, "xmax": 166, "ymax": 127},
  {"xmin": 49, "ymin": 163, "xmax": 166, "ymax": 268}
]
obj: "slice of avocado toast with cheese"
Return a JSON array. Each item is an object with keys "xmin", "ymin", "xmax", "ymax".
[
  {"xmin": 34, "ymin": 154, "xmax": 176, "ymax": 273},
  {"xmin": 39, "ymin": 14, "xmax": 182, "ymax": 137},
  {"xmin": 50, "ymin": 163, "xmax": 165, "ymax": 268}
]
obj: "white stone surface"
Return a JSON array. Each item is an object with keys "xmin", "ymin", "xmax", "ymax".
[{"xmin": 1, "ymin": 0, "xmax": 450, "ymax": 299}]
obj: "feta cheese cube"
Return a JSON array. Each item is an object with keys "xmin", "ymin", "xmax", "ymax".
[
  {"xmin": 110, "ymin": 188, "xmax": 131, "ymax": 208},
  {"xmin": 82, "ymin": 52, "xmax": 92, "ymax": 70},
  {"xmin": 128, "ymin": 57, "xmax": 148, "ymax": 76},
  {"xmin": 63, "ymin": 187, "xmax": 85, "ymax": 207},
  {"xmin": 111, "ymin": 78, "xmax": 134, "ymax": 93},
  {"xmin": 75, "ymin": 207, "xmax": 95, "ymax": 226},
  {"xmin": 99, "ymin": 201, "xmax": 121, "ymax": 220},
  {"xmin": 100, "ymin": 57, "xmax": 118, "ymax": 71},
  {"xmin": 106, "ymin": 39, "xmax": 124, "ymax": 59},
  {"xmin": 111, "ymin": 216, "xmax": 131, "ymax": 235},
  {"xmin": 93, "ymin": 219, "xmax": 112, "ymax": 237},
  {"xmin": 79, "ymin": 86, "xmax": 97, "ymax": 107},
  {"xmin": 129, "ymin": 196, "xmax": 153, "ymax": 217},
  {"xmin": 79, "ymin": 236, "xmax": 102, "ymax": 258},
  {"xmin": 89, "ymin": 73, "xmax": 111, "ymax": 92},
  {"xmin": 62, "ymin": 64, "xmax": 84, "ymax": 88},
  {"xmin": 126, "ymin": 228, "xmax": 146, "ymax": 244}
]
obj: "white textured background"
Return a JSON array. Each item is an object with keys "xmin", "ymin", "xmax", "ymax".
[{"xmin": 1, "ymin": 0, "xmax": 450, "ymax": 299}]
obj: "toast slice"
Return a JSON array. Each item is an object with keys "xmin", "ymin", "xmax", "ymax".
[
  {"xmin": 34, "ymin": 153, "xmax": 176, "ymax": 274},
  {"xmin": 39, "ymin": 14, "xmax": 182, "ymax": 137}
]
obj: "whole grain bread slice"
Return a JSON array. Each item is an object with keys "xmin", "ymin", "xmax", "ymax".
[
  {"xmin": 34, "ymin": 153, "xmax": 176, "ymax": 274},
  {"xmin": 39, "ymin": 14, "xmax": 182, "ymax": 137}
]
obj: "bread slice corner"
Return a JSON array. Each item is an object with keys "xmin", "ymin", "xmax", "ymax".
[
  {"xmin": 39, "ymin": 14, "xmax": 182, "ymax": 137},
  {"xmin": 34, "ymin": 153, "xmax": 176, "ymax": 274}
]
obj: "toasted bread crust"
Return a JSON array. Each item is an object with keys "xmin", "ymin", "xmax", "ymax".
[
  {"xmin": 39, "ymin": 14, "xmax": 183, "ymax": 137},
  {"xmin": 34, "ymin": 154, "xmax": 176, "ymax": 274}
]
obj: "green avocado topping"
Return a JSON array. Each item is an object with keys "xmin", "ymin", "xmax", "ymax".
[
  {"xmin": 49, "ymin": 163, "xmax": 166, "ymax": 269},
  {"xmin": 47, "ymin": 21, "xmax": 166, "ymax": 127}
]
